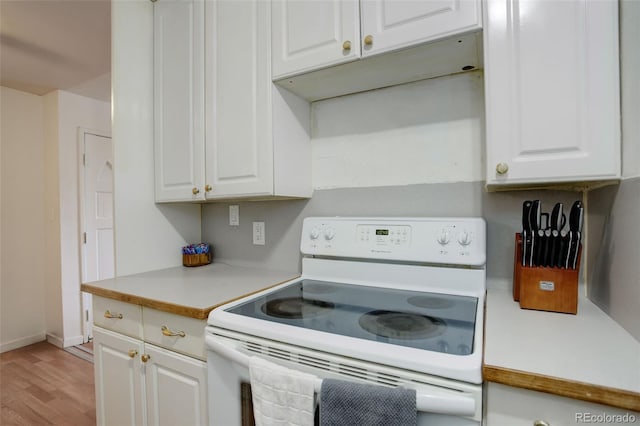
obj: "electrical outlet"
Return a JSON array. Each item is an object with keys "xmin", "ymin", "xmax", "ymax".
[
  {"xmin": 253, "ymin": 222, "xmax": 265, "ymax": 245},
  {"xmin": 229, "ymin": 205, "xmax": 239, "ymax": 226}
]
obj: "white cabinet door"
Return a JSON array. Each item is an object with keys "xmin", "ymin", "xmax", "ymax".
[
  {"xmin": 153, "ymin": 0, "xmax": 205, "ymax": 202},
  {"xmin": 485, "ymin": 383, "xmax": 635, "ymax": 426},
  {"xmin": 144, "ymin": 344, "xmax": 208, "ymax": 426},
  {"xmin": 271, "ymin": 0, "xmax": 360, "ymax": 79},
  {"xmin": 484, "ymin": 0, "xmax": 620, "ymax": 186},
  {"xmin": 205, "ymin": 0, "xmax": 311, "ymax": 200},
  {"xmin": 360, "ymin": 0, "xmax": 481, "ymax": 57},
  {"xmin": 94, "ymin": 327, "xmax": 145, "ymax": 426},
  {"xmin": 205, "ymin": 0, "xmax": 272, "ymax": 198}
]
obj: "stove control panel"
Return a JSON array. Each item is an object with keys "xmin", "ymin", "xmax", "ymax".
[
  {"xmin": 357, "ymin": 224, "xmax": 411, "ymax": 247},
  {"xmin": 301, "ymin": 217, "xmax": 486, "ymax": 266}
]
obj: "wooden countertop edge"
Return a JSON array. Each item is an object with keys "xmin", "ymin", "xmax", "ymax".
[
  {"xmin": 81, "ymin": 276, "xmax": 299, "ymax": 320},
  {"xmin": 483, "ymin": 364, "xmax": 640, "ymax": 412}
]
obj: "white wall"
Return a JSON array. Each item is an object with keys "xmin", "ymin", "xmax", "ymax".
[
  {"xmin": 620, "ymin": 0, "xmax": 640, "ymax": 179},
  {"xmin": 312, "ymin": 71, "xmax": 485, "ymax": 189},
  {"xmin": 0, "ymin": 87, "xmax": 47, "ymax": 352},
  {"xmin": 43, "ymin": 90, "xmax": 111, "ymax": 347},
  {"xmin": 112, "ymin": 0, "xmax": 200, "ymax": 276},
  {"xmin": 1, "ymin": 87, "xmax": 110, "ymax": 351}
]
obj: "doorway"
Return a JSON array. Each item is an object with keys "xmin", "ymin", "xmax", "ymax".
[{"xmin": 79, "ymin": 128, "xmax": 114, "ymax": 343}]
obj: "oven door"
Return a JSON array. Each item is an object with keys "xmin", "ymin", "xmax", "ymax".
[{"xmin": 206, "ymin": 328, "xmax": 482, "ymax": 426}]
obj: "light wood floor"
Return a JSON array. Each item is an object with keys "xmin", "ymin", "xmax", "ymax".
[{"xmin": 1, "ymin": 341, "xmax": 96, "ymax": 426}]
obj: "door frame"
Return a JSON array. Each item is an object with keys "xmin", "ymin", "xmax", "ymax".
[{"xmin": 78, "ymin": 127, "xmax": 113, "ymax": 343}]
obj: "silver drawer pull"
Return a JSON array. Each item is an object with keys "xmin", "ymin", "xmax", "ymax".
[
  {"xmin": 104, "ymin": 310, "xmax": 123, "ymax": 319},
  {"xmin": 161, "ymin": 325, "xmax": 186, "ymax": 338}
]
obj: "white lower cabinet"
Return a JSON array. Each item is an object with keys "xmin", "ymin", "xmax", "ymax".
[
  {"xmin": 94, "ymin": 327, "xmax": 145, "ymax": 426},
  {"xmin": 94, "ymin": 326, "xmax": 208, "ymax": 426},
  {"xmin": 144, "ymin": 344, "xmax": 208, "ymax": 426},
  {"xmin": 484, "ymin": 383, "xmax": 636, "ymax": 426}
]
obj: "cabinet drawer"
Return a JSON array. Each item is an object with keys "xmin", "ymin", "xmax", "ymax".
[
  {"xmin": 93, "ymin": 296, "xmax": 143, "ymax": 339},
  {"xmin": 142, "ymin": 308, "xmax": 206, "ymax": 361}
]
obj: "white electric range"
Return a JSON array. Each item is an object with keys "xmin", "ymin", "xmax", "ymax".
[{"xmin": 206, "ymin": 217, "xmax": 486, "ymax": 425}]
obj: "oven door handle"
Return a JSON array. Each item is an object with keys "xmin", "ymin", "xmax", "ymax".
[
  {"xmin": 206, "ymin": 334, "xmax": 476, "ymax": 417},
  {"xmin": 410, "ymin": 386, "xmax": 476, "ymax": 417}
]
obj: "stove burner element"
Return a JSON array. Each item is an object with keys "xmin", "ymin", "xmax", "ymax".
[
  {"xmin": 262, "ymin": 297, "xmax": 335, "ymax": 319},
  {"xmin": 359, "ymin": 310, "xmax": 446, "ymax": 340},
  {"xmin": 407, "ymin": 295, "xmax": 455, "ymax": 309}
]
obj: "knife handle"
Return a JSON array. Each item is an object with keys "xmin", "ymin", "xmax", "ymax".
[
  {"xmin": 557, "ymin": 231, "xmax": 568, "ymax": 268},
  {"xmin": 548, "ymin": 231, "xmax": 555, "ymax": 268},
  {"xmin": 542, "ymin": 229, "xmax": 552, "ymax": 267}
]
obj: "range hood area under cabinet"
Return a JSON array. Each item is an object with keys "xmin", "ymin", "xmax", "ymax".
[{"xmin": 153, "ymin": 0, "xmax": 312, "ymax": 203}]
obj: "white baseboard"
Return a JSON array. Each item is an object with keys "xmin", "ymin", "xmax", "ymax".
[
  {"xmin": 0, "ymin": 333, "xmax": 47, "ymax": 353},
  {"xmin": 46, "ymin": 333, "xmax": 64, "ymax": 348},
  {"xmin": 64, "ymin": 335, "xmax": 85, "ymax": 347}
]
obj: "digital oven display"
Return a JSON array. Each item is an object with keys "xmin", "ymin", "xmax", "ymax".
[{"xmin": 376, "ymin": 229, "xmax": 389, "ymax": 236}]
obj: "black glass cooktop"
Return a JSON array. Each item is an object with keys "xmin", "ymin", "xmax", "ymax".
[{"xmin": 226, "ymin": 279, "xmax": 478, "ymax": 355}]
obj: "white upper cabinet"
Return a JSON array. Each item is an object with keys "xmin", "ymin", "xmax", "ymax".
[
  {"xmin": 272, "ymin": 0, "xmax": 483, "ymax": 101},
  {"xmin": 272, "ymin": 0, "xmax": 360, "ymax": 78},
  {"xmin": 153, "ymin": 0, "xmax": 205, "ymax": 202},
  {"xmin": 153, "ymin": 0, "xmax": 311, "ymax": 202},
  {"xmin": 484, "ymin": 0, "xmax": 621, "ymax": 187},
  {"xmin": 205, "ymin": 0, "xmax": 311, "ymax": 200},
  {"xmin": 359, "ymin": 0, "xmax": 482, "ymax": 57}
]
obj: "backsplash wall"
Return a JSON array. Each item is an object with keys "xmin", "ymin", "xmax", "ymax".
[
  {"xmin": 587, "ymin": 178, "xmax": 640, "ymax": 342},
  {"xmin": 201, "ymin": 183, "xmax": 583, "ymax": 292}
]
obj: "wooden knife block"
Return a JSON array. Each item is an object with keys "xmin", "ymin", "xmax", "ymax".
[{"xmin": 513, "ymin": 233, "xmax": 580, "ymax": 314}]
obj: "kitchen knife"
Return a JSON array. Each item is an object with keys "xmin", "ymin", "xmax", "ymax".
[
  {"xmin": 558, "ymin": 230, "xmax": 569, "ymax": 268},
  {"xmin": 529, "ymin": 200, "xmax": 541, "ymax": 266},
  {"xmin": 549, "ymin": 229, "xmax": 559, "ymax": 268},
  {"xmin": 567, "ymin": 201, "xmax": 584, "ymax": 269},
  {"xmin": 548, "ymin": 203, "xmax": 564, "ymax": 268},
  {"xmin": 541, "ymin": 228, "xmax": 552, "ymax": 267},
  {"xmin": 521, "ymin": 200, "xmax": 533, "ymax": 266},
  {"xmin": 550, "ymin": 203, "xmax": 564, "ymax": 231}
]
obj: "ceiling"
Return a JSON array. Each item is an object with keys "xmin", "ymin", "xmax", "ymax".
[{"xmin": 0, "ymin": 0, "xmax": 111, "ymax": 102}]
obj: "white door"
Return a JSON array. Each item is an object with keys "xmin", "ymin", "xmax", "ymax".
[{"xmin": 81, "ymin": 130, "xmax": 114, "ymax": 342}]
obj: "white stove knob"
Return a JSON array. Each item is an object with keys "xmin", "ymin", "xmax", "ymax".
[
  {"xmin": 309, "ymin": 227, "xmax": 321, "ymax": 240},
  {"xmin": 324, "ymin": 227, "xmax": 336, "ymax": 240},
  {"xmin": 457, "ymin": 230, "xmax": 472, "ymax": 246},
  {"xmin": 437, "ymin": 230, "xmax": 450, "ymax": 245}
]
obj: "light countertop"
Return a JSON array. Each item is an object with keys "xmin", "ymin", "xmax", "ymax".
[
  {"xmin": 82, "ymin": 263, "xmax": 640, "ymax": 411},
  {"xmin": 81, "ymin": 262, "xmax": 300, "ymax": 320},
  {"xmin": 483, "ymin": 287, "xmax": 640, "ymax": 411}
]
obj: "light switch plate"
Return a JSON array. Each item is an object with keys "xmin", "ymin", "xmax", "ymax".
[
  {"xmin": 253, "ymin": 222, "xmax": 265, "ymax": 245},
  {"xmin": 229, "ymin": 205, "xmax": 239, "ymax": 226}
]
